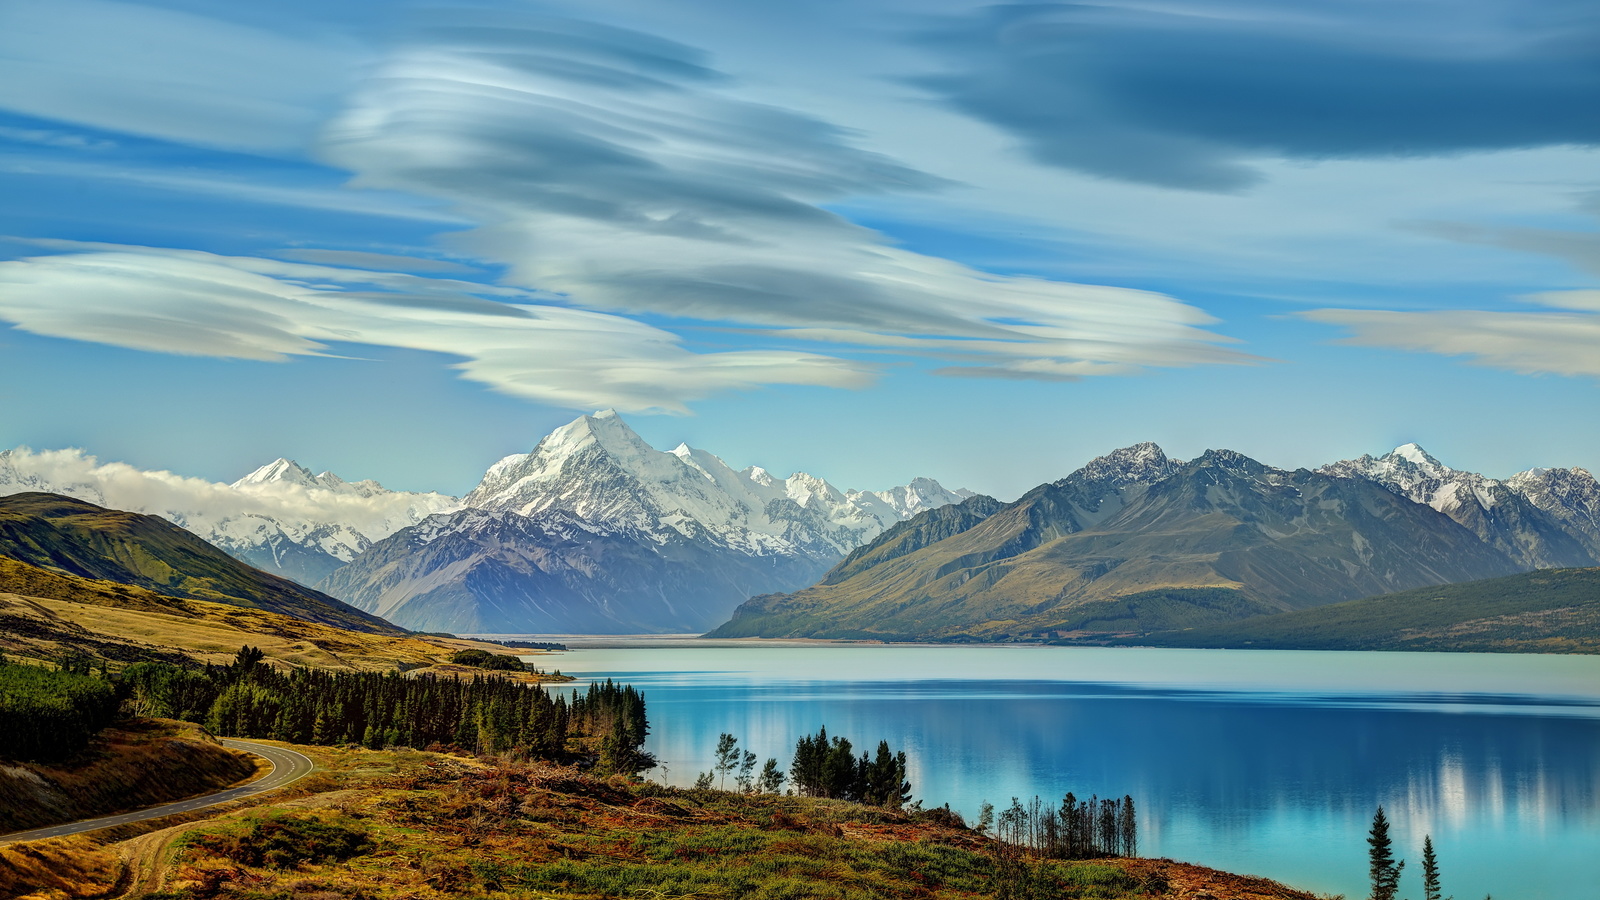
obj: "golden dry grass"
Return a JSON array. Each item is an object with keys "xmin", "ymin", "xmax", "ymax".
[
  {"xmin": 0, "ymin": 719, "xmax": 259, "ymax": 834},
  {"xmin": 0, "ymin": 556, "xmax": 565, "ymax": 678},
  {"xmin": 0, "ymin": 835, "xmax": 120, "ymax": 900}
]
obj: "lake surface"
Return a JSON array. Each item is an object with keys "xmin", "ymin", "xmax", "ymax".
[{"xmin": 522, "ymin": 640, "xmax": 1600, "ymax": 900}]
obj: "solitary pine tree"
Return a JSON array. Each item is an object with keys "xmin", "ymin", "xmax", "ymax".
[
  {"xmin": 1421, "ymin": 835, "xmax": 1443, "ymax": 900},
  {"xmin": 1367, "ymin": 806, "xmax": 1405, "ymax": 900}
]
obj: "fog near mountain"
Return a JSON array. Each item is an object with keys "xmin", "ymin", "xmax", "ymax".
[{"xmin": 0, "ymin": 447, "xmax": 459, "ymax": 584}]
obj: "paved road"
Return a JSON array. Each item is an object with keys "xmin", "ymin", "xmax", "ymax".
[{"xmin": 0, "ymin": 739, "xmax": 316, "ymax": 845}]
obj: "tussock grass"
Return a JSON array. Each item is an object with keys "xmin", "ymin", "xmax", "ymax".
[
  {"xmin": 158, "ymin": 756, "xmax": 1311, "ymax": 900},
  {"xmin": 0, "ymin": 835, "xmax": 120, "ymax": 899}
]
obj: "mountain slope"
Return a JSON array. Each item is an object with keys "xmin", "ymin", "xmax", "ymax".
[
  {"xmin": 320, "ymin": 509, "xmax": 830, "ymax": 633},
  {"xmin": 0, "ymin": 492, "xmax": 402, "ymax": 634},
  {"xmin": 1319, "ymin": 444, "xmax": 1599, "ymax": 569},
  {"xmin": 325, "ymin": 411, "xmax": 972, "ymax": 633},
  {"xmin": 711, "ymin": 446, "xmax": 1522, "ymax": 641},
  {"xmin": 1121, "ymin": 567, "xmax": 1600, "ymax": 653},
  {"xmin": 0, "ymin": 448, "xmax": 459, "ymax": 584}
]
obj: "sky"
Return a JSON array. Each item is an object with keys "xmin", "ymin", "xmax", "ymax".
[{"xmin": 0, "ymin": 0, "xmax": 1596, "ymax": 501}]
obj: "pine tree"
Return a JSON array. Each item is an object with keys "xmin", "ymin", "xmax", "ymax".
[
  {"xmin": 1421, "ymin": 834, "xmax": 1443, "ymax": 900},
  {"xmin": 714, "ymin": 733, "xmax": 739, "ymax": 790},
  {"xmin": 757, "ymin": 757, "xmax": 785, "ymax": 793},
  {"xmin": 1368, "ymin": 806, "xmax": 1405, "ymax": 900},
  {"xmin": 736, "ymin": 749, "xmax": 758, "ymax": 792}
]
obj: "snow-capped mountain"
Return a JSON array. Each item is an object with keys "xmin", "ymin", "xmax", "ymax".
[
  {"xmin": 325, "ymin": 411, "xmax": 974, "ymax": 633},
  {"xmin": 0, "ymin": 448, "xmax": 459, "ymax": 584},
  {"xmin": 1319, "ymin": 444, "xmax": 1599, "ymax": 568},
  {"xmin": 463, "ymin": 410, "xmax": 972, "ymax": 559},
  {"xmin": 1506, "ymin": 466, "xmax": 1600, "ymax": 550}
]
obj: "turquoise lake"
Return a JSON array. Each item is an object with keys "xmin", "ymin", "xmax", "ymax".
[{"xmin": 524, "ymin": 640, "xmax": 1600, "ymax": 900}]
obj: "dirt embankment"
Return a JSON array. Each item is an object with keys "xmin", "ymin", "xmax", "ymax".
[{"xmin": 0, "ymin": 718, "xmax": 259, "ymax": 834}]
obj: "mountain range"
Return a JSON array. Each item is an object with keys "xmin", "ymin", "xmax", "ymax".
[
  {"xmin": 321, "ymin": 411, "xmax": 972, "ymax": 633},
  {"xmin": 2, "ymin": 412, "xmax": 971, "ymax": 634},
  {"xmin": 5, "ymin": 424, "xmax": 1597, "ymax": 640},
  {"xmin": 711, "ymin": 443, "xmax": 1600, "ymax": 641}
]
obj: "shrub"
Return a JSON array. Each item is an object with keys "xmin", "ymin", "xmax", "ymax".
[{"xmin": 193, "ymin": 814, "xmax": 374, "ymax": 869}]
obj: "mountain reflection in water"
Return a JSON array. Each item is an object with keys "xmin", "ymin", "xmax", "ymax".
[{"xmin": 533, "ymin": 643, "xmax": 1600, "ymax": 899}]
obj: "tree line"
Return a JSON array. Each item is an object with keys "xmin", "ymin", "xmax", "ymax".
[
  {"xmin": 981, "ymin": 794, "xmax": 1137, "ymax": 860},
  {"xmin": 0, "ymin": 656, "xmax": 120, "ymax": 762},
  {"xmin": 0, "ymin": 646, "xmax": 653, "ymax": 775},
  {"xmin": 788, "ymin": 726, "xmax": 913, "ymax": 808},
  {"xmin": 123, "ymin": 648, "xmax": 651, "ymax": 774},
  {"xmin": 690, "ymin": 726, "xmax": 915, "ymax": 810}
]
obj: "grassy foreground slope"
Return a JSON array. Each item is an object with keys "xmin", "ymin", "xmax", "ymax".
[
  {"xmin": 0, "ymin": 555, "xmax": 559, "ymax": 676},
  {"xmin": 1120, "ymin": 567, "xmax": 1600, "ymax": 653},
  {"xmin": 0, "ymin": 492, "xmax": 399, "ymax": 635},
  {"xmin": 0, "ymin": 747, "xmax": 1318, "ymax": 900}
]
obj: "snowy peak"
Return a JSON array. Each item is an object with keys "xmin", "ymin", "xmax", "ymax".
[
  {"xmin": 458, "ymin": 411, "xmax": 971, "ymax": 558},
  {"xmin": 1068, "ymin": 442, "xmax": 1182, "ymax": 487},
  {"xmin": 1321, "ymin": 445, "xmax": 1600, "ymax": 569},
  {"xmin": 537, "ymin": 408, "xmax": 657, "ymax": 462},
  {"xmin": 1320, "ymin": 445, "xmax": 1491, "ymax": 513},
  {"xmin": 234, "ymin": 458, "xmax": 319, "ymax": 489},
  {"xmin": 1392, "ymin": 442, "xmax": 1447, "ymax": 471}
]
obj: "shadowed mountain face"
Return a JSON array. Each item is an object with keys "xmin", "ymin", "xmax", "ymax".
[
  {"xmin": 319, "ymin": 509, "xmax": 832, "ymax": 634},
  {"xmin": 710, "ymin": 447, "xmax": 1523, "ymax": 641},
  {"xmin": 0, "ymin": 492, "xmax": 402, "ymax": 635}
]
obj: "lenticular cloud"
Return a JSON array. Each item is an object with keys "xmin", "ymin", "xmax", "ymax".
[{"xmin": 0, "ymin": 243, "xmax": 875, "ymax": 413}]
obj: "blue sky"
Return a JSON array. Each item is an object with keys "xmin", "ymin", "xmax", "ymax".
[{"xmin": 1, "ymin": 0, "xmax": 1596, "ymax": 500}]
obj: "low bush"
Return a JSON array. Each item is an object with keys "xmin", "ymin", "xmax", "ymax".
[{"xmin": 191, "ymin": 813, "xmax": 374, "ymax": 869}]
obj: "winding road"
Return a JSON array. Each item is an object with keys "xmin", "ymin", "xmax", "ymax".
[{"xmin": 0, "ymin": 739, "xmax": 316, "ymax": 845}]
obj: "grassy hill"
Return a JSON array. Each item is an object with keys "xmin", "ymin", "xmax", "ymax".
[
  {"xmin": 0, "ymin": 492, "xmax": 400, "ymax": 635},
  {"xmin": 0, "ymin": 555, "xmax": 563, "ymax": 676},
  {"xmin": 1119, "ymin": 567, "xmax": 1600, "ymax": 653}
]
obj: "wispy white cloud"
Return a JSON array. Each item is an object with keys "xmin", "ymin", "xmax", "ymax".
[
  {"xmin": 1304, "ymin": 291, "xmax": 1600, "ymax": 377},
  {"xmin": 0, "ymin": 243, "xmax": 876, "ymax": 412},
  {"xmin": 318, "ymin": 12, "xmax": 1254, "ymax": 382}
]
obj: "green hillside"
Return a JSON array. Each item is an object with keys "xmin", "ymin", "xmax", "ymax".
[
  {"xmin": 1120, "ymin": 567, "xmax": 1600, "ymax": 653},
  {"xmin": 0, "ymin": 492, "xmax": 401, "ymax": 635}
]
